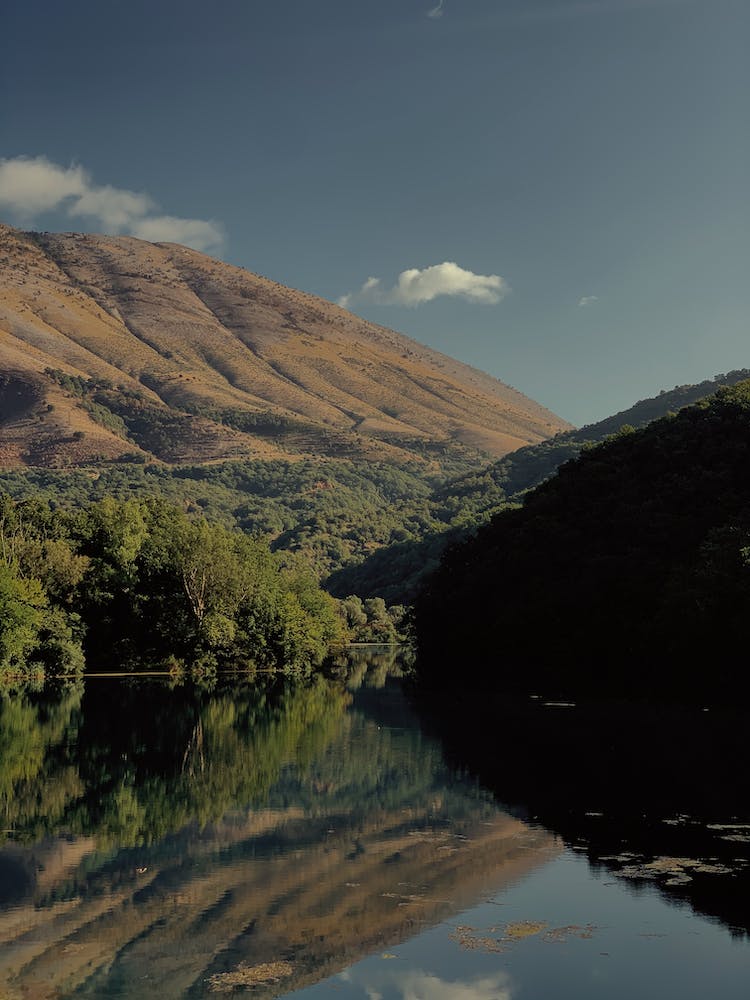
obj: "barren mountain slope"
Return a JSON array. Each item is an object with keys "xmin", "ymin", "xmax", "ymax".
[{"xmin": 0, "ymin": 224, "xmax": 570, "ymax": 468}]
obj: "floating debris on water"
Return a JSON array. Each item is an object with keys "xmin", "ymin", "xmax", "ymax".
[
  {"xmin": 207, "ymin": 961, "xmax": 294, "ymax": 992},
  {"xmin": 449, "ymin": 925, "xmax": 508, "ymax": 954},
  {"xmin": 614, "ymin": 856, "xmax": 738, "ymax": 884},
  {"xmin": 450, "ymin": 920, "xmax": 597, "ymax": 953},
  {"xmin": 504, "ymin": 920, "xmax": 548, "ymax": 940},
  {"xmin": 544, "ymin": 924, "xmax": 597, "ymax": 943}
]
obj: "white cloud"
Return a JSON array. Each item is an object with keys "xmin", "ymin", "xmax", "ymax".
[
  {"xmin": 0, "ymin": 157, "xmax": 87, "ymax": 216},
  {"xmin": 578, "ymin": 295, "xmax": 598, "ymax": 307},
  {"xmin": 0, "ymin": 155, "xmax": 224, "ymax": 253},
  {"xmin": 427, "ymin": 0, "xmax": 446, "ymax": 17},
  {"xmin": 339, "ymin": 261, "xmax": 509, "ymax": 309}
]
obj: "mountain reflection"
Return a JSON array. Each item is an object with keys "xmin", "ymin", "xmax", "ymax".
[{"xmin": 0, "ymin": 666, "xmax": 557, "ymax": 999}]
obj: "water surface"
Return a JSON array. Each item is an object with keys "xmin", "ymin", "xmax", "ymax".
[{"xmin": 0, "ymin": 660, "xmax": 747, "ymax": 998}]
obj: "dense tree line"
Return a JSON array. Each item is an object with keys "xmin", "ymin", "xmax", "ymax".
[
  {"xmin": 0, "ymin": 495, "xmax": 346, "ymax": 686},
  {"xmin": 414, "ymin": 381, "xmax": 750, "ymax": 704},
  {"xmin": 0, "ymin": 459, "xmax": 447, "ymax": 585},
  {"xmin": 4, "ymin": 370, "xmax": 746, "ymax": 608}
]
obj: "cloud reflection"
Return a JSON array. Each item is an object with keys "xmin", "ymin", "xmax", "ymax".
[{"xmin": 338, "ymin": 965, "xmax": 513, "ymax": 1000}]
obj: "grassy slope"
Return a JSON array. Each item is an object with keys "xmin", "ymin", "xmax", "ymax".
[{"xmin": 0, "ymin": 223, "xmax": 567, "ymax": 470}]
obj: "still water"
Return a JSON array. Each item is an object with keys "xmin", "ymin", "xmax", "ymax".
[{"xmin": 0, "ymin": 654, "xmax": 748, "ymax": 998}]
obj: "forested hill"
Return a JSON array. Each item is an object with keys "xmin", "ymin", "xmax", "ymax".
[
  {"xmin": 414, "ymin": 380, "xmax": 750, "ymax": 704},
  {"xmin": 437, "ymin": 368, "xmax": 750, "ymax": 508},
  {"xmin": 327, "ymin": 369, "xmax": 750, "ymax": 603}
]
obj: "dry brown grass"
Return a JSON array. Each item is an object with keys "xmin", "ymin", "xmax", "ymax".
[{"xmin": 0, "ymin": 224, "xmax": 571, "ymax": 469}]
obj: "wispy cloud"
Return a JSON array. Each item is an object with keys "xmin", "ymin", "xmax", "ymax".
[
  {"xmin": 339, "ymin": 261, "xmax": 509, "ymax": 309},
  {"xmin": 578, "ymin": 295, "xmax": 599, "ymax": 307},
  {"xmin": 427, "ymin": 0, "xmax": 446, "ymax": 18},
  {"xmin": 0, "ymin": 155, "xmax": 224, "ymax": 253}
]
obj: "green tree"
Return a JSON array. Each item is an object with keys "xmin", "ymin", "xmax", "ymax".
[{"xmin": 0, "ymin": 565, "xmax": 45, "ymax": 670}]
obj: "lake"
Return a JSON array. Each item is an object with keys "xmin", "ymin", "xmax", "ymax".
[{"xmin": 1, "ymin": 653, "xmax": 748, "ymax": 998}]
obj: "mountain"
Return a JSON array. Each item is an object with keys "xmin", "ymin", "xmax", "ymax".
[
  {"xmin": 326, "ymin": 368, "xmax": 750, "ymax": 602},
  {"xmin": 0, "ymin": 223, "xmax": 568, "ymax": 470},
  {"xmin": 414, "ymin": 380, "xmax": 750, "ymax": 703},
  {"xmin": 438, "ymin": 367, "xmax": 750, "ymax": 505}
]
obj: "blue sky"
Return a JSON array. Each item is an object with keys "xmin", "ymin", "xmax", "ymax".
[{"xmin": 1, "ymin": 0, "xmax": 747, "ymax": 425}]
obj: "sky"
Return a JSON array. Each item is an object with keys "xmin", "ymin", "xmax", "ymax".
[{"xmin": 1, "ymin": 0, "xmax": 747, "ymax": 425}]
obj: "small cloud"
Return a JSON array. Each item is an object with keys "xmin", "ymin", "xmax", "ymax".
[
  {"xmin": 578, "ymin": 295, "xmax": 598, "ymax": 307},
  {"xmin": 427, "ymin": 0, "xmax": 446, "ymax": 17},
  {"xmin": 0, "ymin": 155, "xmax": 224, "ymax": 253},
  {"xmin": 340, "ymin": 261, "xmax": 509, "ymax": 309}
]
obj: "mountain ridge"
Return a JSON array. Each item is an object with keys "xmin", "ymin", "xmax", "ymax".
[{"xmin": 0, "ymin": 223, "xmax": 569, "ymax": 470}]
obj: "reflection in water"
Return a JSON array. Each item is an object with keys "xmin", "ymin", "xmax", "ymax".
[
  {"xmin": 0, "ymin": 662, "xmax": 557, "ymax": 999},
  {"xmin": 336, "ymin": 968, "xmax": 513, "ymax": 1000},
  {"xmin": 422, "ymin": 691, "xmax": 750, "ymax": 938}
]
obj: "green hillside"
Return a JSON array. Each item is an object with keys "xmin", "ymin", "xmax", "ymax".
[
  {"xmin": 414, "ymin": 380, "xmax": 750, "ymax": 704},
  {"xmin": 327, "ymin": 370, "xmax": 750, "ymax": 602},
  {"xmin": 434, "ymin": 368, "xmax": 750, "ymax": 509}
]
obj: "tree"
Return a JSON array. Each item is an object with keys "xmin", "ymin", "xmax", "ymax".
[{"xmin": 0, "ymin": 563, "xmax": 45, "ymax": 675}]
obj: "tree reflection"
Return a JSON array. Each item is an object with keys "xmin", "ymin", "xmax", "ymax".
[
  {"xmin": 421, "ymin": 689, "xmax": 750, "ymax": 938},
  {"xmin": 0, "ymin": 666, "xmax": 556, "ymax": 1000},
  {"xmin": 0, "ymin": 676, "xmax": 350, "ymax": 849}
]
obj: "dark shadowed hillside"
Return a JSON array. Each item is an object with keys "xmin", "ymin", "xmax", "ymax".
[
  {"xmin": 327, "ymin": 370, "xmax": 750, "ymax": 602},
  {"xmin": 414, "ymin": 380, "xmax": 750, "ymax": 703}
]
